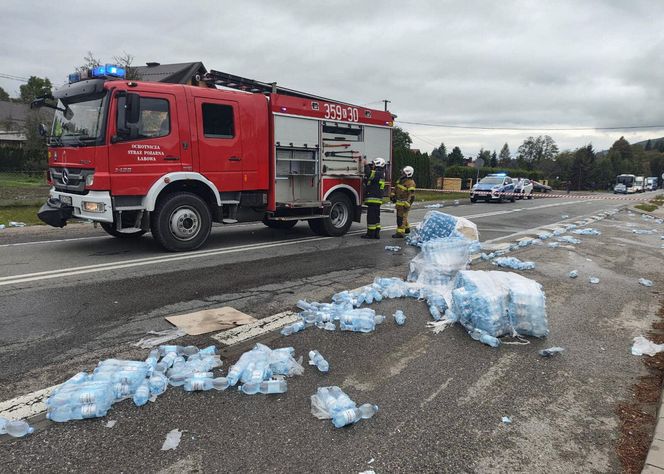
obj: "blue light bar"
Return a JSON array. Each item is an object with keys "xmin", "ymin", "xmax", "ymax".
[{"xmin": 90, "ymin": 64, "xmax": 126, "ymax": 79}]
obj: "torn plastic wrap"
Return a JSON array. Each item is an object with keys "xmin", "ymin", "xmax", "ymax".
[{"xmin": 408, "ymin": 237, "xmax": 472, "ymax": 287}]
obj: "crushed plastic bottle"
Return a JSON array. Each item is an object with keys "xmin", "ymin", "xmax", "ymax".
[
  {"xmin": 639, "ymin": 278, "xmax": 654, "ymax": 287},
  {"xmin": 633, "ymin": 229, "xmax": 655, "ymax": 235},
  {"xmin": 394, "ymin": 310, "xmax": 406, "ymax": 326},
  {"xmin": 309, "ymin": 350, "xmax": 330, "ymax": 373},
  {"xmin": 280, "ymin": 320, "xmax": 306, "ymax": 336},
  {"xmin": 133, "ymin": 380, "xmax": 151, "ymax": 406},
  {"xmin": 501, "ymin": 416, "xmax": 512, "ymax": 424},
  {"xmin": 589, "ymin": 277, "xmax": 600, "ymax": 284},
  {"xmin": 632, "ymin": 336, "xmax": 664, "ymax": 356},
  {"xmin": 0, "ymin": 417, "xmax": 34, "ymax": 437},
  {"xmin": 539, "ymin": 346, "xmax": 565, "ymax": 357},
  {"xmin": 557, "ymin": 236, "xmax": 581, "ymax": 244},
  {"xmin": 568, "ymin": 270, "xmax": 578, "ymax": 278},
  {"xmin": 384, "ymin": 245, "xmax": 402, "ymax": 252},
  {"xmin": 547, "ymin": 242, "xmax": 560, "ymax": 248}
]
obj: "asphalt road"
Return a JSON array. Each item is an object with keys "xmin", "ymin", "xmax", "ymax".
[{"xmin": 0, "ymin": 193, "xmax": 662, "ymax": 473}]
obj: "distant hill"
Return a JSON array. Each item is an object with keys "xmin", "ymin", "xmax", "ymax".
[{"xmin": 597, "ymin": 136, "xmax": 664, "ymax": 156}]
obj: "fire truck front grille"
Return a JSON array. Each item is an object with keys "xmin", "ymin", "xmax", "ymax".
[{"xmin": 50, "ymin": 167, "xmax": 94, "ymax": 194}]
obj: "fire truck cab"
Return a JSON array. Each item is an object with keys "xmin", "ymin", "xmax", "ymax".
[{"xmin": 35, "ymin": 66, "xmax": 393, "ymax": 251}]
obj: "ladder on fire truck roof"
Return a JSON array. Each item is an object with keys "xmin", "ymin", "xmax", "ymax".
[{"xmin": 203, "ymin": 69, "xmax": 356, "ymax": 106}]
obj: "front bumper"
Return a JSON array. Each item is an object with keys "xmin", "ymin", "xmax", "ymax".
[{"xmin": 44, "ymin": 188, "xmax": 113, "ymax": 224}]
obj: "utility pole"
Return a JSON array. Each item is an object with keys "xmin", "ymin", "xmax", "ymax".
[{"xmin": 382, "ymin": 99, "xmax": 391, "ymax": 112}]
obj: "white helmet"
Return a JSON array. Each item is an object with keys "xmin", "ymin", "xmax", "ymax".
[
  {"xmin": 403, "ymin": 166, "xmax": 414, "ymax": 178},
  {"xmin": 373, "ymin": 157, "xmax": 386, "ymax": 168}
]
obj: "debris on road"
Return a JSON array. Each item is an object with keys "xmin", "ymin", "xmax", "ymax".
[
  {"xmin": 547, "ymin": 242, "xmax": 560, "ymax": 248},
  {"xmin": 569, "ymin": 270, "xmax": 578, "ymax": 278},
  {"xmin": 631, "ymin": 336, "xmax": 664, "ymax": 356},
  {"xmin": 492, "ymin": 256, "xmax": 535, "ymax": 270},
  {"xmin": 105, "ymin": 420, "xmax": 116, "ymax": 428},
  {"xmin": 632, "ymin": 229, "xmax": 655, "ymax": 235},
  {"xmin": 134, "ymin": 328, "xmax": 187, "ymax": 349},
  {"xmin": 424, "ymin": 203, "xmax": 443, "ymax": 208},
  {"xmin": 309, "ymin": 350, "xmax": 330, "ymax": 373},
  {"xmin": 537, "ymin": 231, "xmax": 553, "ymax": 240},
  {"xmin": 394, "ymin": 310, "xmax": 406, "ymax": 326},
  {"xmin": 310, "ymin": 386, "xmax": 378, "ymax": 428},
  {"xmin": 165, "ymin": 307, "xmax": 256, "ymax": 336},
  {"xmin": 384, "ymin": 245, "xmax": 402, "ymax": 252},
  {"xmin": 8, "ymin": 221, "xmax": 26, "ymax": 227},
  {"xmin": 407, "ymin": 211, "xmax": 479, "ymax": 247},
  {"xmin": 639, "ymin": 278, "xmax": 654, "ymax": 287},
  {"xmin": 572, "ymin": 228, "xmax": 601, "ymax": 235},
  {"xmin": 0, "ymin": 417, "xmax": 34, "ymax": 438},
  {"xmin": 589, "ymin": 277, "xmax": 600, "ymax": 284},
  {"xmin": 501, "ymin": 416, "xmax": 512, "ymax": 424},
  {"xmin": 557, "ymin": 236, "xmax": 581, "ymax": 245},
  {"xmin": 450, "ymin": 270, "xmax": 548, "ymax": 345},
  {"xmin": 539, "ymin": 347, "xmax": 565, "ymax": 357},
  {"xmin": 561, "ymin": 214, "xmax": 569, "ymax": 219},
  {"xmin": 161, "ymin": 428, "xmax": 182, "ymax": 451},
  {"xmin": 226, "ymin": 343, "xmax": 303, "ymax": 394}
]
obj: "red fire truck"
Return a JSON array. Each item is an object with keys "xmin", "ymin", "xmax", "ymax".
[{"xmin": 34, "ymin": 66, "xmax": 393, "ymax": 251}]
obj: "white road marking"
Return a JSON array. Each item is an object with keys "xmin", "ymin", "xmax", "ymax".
[
  {"xmin": 0, "ymin": 385, "xmax": 59, "ymax": 421},
  {"xmin": 211, "ymin": 311, "xmax": 300, "ymax": 346}
]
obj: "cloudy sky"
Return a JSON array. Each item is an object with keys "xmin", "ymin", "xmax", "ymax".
[{"xmin": 3, "ymin": 0, "xmax": 663, "ymax": 156}]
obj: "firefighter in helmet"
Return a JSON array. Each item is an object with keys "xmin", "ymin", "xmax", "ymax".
[
  {"xmin": 361, "ymin": 157, "xmax": 386, "ymax": 239},
  {"xmin": 390, "ymin": 166, "xmax": 416, "ymax": 238}
]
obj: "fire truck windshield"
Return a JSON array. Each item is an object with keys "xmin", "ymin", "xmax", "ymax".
[{"xmin": 51, "ymin": 92, "xmax": 107, "ymax": 147}]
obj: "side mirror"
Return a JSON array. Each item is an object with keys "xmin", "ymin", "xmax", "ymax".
[
  {"xmin": 64, "ymin": 106, "xmax": 74, "ymax": 121},
  {"xmin": 38, "ymin": 123, "xmax": 48, "ymax": 137},
  {"xmin": 125, "ymin": 93, "xmax": 140, "ymax": 125},
  {"xmin": 30, "ymin": 98, "xmax": 46, "ymax": 110}
]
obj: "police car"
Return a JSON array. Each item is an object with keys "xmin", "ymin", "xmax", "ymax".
[{"xmin": 470, "ymin": 173, "xmax": 516, "ymax": 203}]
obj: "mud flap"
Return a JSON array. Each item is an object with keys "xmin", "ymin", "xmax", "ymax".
[{"xmin": 37, "ymin": 198, "xmax": 74, "ymax": 228}]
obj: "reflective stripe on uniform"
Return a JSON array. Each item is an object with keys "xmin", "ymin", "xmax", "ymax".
[
  {"xmin": 379, "ymin": 180, "xmax": 385, "ymax": 190},
  {"xmin": 407, "ymin": 187, "xmax": 416, "ymax": 191},
  {"xmin": 396, "ymin": 184, "xmax": 407, "ymax": 190},
  {"xmin": 395, "ymin": 201, "xmax": 411, "ymax": 207},
  {"xmin": 364, "ymin": 199, "xmax": 383, "ymax": 205}
]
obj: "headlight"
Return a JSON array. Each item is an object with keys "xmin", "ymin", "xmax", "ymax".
[{"xmin": 82, "ymin": 201, "xmax": 105, "ymax": 213}]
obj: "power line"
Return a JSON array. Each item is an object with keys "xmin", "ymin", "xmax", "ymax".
[
  {"xmin": 397, "ymin": 120, "xmax": 664, "ymax": 132},
  {"xmin": 0, "ymin": 72, "xmax": 30, "ymax": 82}
]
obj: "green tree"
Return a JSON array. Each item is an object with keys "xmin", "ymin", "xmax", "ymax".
[
  {"xmin": 517, "ymin": 135, "xmax": 558, "ymax": 169},
  {"xmin": 498, "ymin": 143, "xmax": 511, "ymax": 166},
  {"xmin": 645, "ymin": 139, "xmax": 652, "ymax": 151},
  {"xmin": 490, "ymin": 150, "xmax": 498, "ymax": 168},
  {"xmin": 570, "ymin": 144, "xmax": 596, "ymax": 190},
  {"xmin": 19, "ymin": 76, "xmax": 52, "ymax": 103},
  {"xmin": 0, "ymin": 86, "xmax": 9, "ymax": 102},
  {"xmin": 22, "ymin": 112, "xmax": 48, "ymax": 171},
  {"xmin": 448, "ymin": 146, "xmax": 464, "ymax": 166},
  {"xmin": 430, "ymin": 142, "xmax": 447, "ymax": 179},
  {"xmin": 392, "ymin": 127, "xmax": 412, "ymax": 155}
]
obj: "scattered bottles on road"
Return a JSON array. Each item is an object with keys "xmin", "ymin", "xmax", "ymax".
[
  {"xmin": 572, "ymin": 228, "xmax": 601, "ymax": 235},
  {"xmin": 332, "ymin": 403, "xmax": 379, "ymax": 428},
  {"xmin": 568, "ymin": 270, "xmax": 578, "ymax": 279},
  {"xmin": 309, "ymin": 350, "xmax": 330, "ymax": 373},
  {"xmin": 589, "ymin": 277, "xmax": 600, "ymax": 284},
  {"xmin": 394, "ymin": 310, "xmax": 406, "ymax": 326},
  {"xmin": 384, "ymin": 245, "xmax": 402, "ymax": 252},
  {"xmin": 0, "ymin": 417, "xmax": 34, "ymax": 438},
  {"xmin": 280, "ymin": 320, "xmax": 306, "ymax": 336},
  {"xmin": 493, "ymin": 257, "xmax": 535, "ymax": 271},
  {"xmin": 639, "ymin": 278, "xmax": 654, "ymax": 287},
  {"xmin": 227, "ymin": 343, "xmax": 303, "ymax": 394},
  {"xmin": 133, "ymin": 380, "xmax": 150, "ymax": 406}
]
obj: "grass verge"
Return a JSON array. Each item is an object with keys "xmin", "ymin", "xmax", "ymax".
[
  {"xmin": 0, "ymin": 205, "xmax": 43, "ymax": 226},
  {"xmin": 636, "ymin": 203, "xmax": 658, "ymax": 212},
  {"xmin": 0, "ymin": 172, "xmax": 47, "ymax": 188}
]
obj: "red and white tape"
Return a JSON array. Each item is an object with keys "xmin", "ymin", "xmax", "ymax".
[{"xmin": 416, "ymin": 188, "xmax": 658, "ymax": 201}]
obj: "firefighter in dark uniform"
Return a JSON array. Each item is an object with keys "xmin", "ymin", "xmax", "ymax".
[
  {"xmin": 361, "ymin": 157, "xmax": 386, "ymax": 239},
  {"xmin": 390, "ymin": 166, "xmax": 416, "ymax": 238}
]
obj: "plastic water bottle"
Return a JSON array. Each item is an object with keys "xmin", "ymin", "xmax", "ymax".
[
  {"xmin": 240, "ymin": 382, "xmax": 260, "ymax": 395},
  {"xmin": 332, "ymin": 403, "xmax": 379, "ymax": 428},
  {"xmin": 183, "ymin": 373, "xmax": 215, "ymax": 392},
  {"xmin": 181, "ymin": 345, "xmax": 199, "ymax": 357},
  {"xmin": 568, "ymin": 270, "xmax": 578, "ymax": 278},
  {"xmin": 280, "ymin": 320, "xmax": 305, "ymax": 336},
  {"xmin": 155, "ymin": 352, "xmax": 178, "ymax": 372},
  {"xmin": 212, "ymin": 377, "xmax": 229, "ymax": 391},
  {"xmin": 589, "ymin": 277, "xmax": 600, "ymax": 284},
  {"xmin": 159, "ymin": 345, "xmax": 182, "ymax": 356},
  {"xmin": 309, "ymin": 350, "xmax": 330, "ymax": 373},
  {"xmin": 374, "ymin": 314, "xmax": 385, "ymax": 324},
  {"xmin": 323, "ymin": 322, "xmax": 336, "ymax": 331},
  {"xmin": 133, "ymin": 380, "xmax": 150, "ymax": 406},
  {"xmin": 394, "ymin": 310, "xmax": 406, "ymax": 326},
  {"xmin": 480, "ymin": 334, "xmax": 500, "ymax": 348},
  {"xmin": 0, "ymin": 417, "xmax": 34, "ymax": 437},
  {"xmin": 226, "ymin": 365, "xmax": 244, "ymax": 386},
  {"xmin": 260, "ymin": 380, "xmax": 287, "ymax": 394},
  {"xmin": 429, "ymin": 304, "xmax": 442, "ymax": 321},
  {"xmin": 48, "ymin": 404, "xmax": 109, "ymax": 422},
  {"xmin": 149, "ymin": 373, "xmax": 168, "ymax": 395},
  {"xmin": 639, "ymin": 278, "xmax": 654, "ymax": 287},
  {"xmin": 199, "ymin": 345, "xmax": 218, "ymax": 356}
]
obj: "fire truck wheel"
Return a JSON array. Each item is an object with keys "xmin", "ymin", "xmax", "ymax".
[
  {"xmin": 309, "ymin": 193, "xmax": 353, "ymax": 236},
  {"xmin": 100, "ymin": 222, "xmax": 146, "ymax": 239},
  {"xmin": 262, "ymin": 219, "xmax": 298, "ymax": 230},
  {"xmin": 151, "ymin": 192, "xmax": 212, "ymax": 252}
]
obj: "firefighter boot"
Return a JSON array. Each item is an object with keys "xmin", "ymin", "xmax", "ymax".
[
  {"xmin": 405, "ymin": 227, "xmax": 411, "ymax": 234},
  {"xmin": 361, "ymin": 230, "xmax": 373, "ymax": 239},
  {"xmin": 373, "ymin": 229, "xmax": 380, "ymax": 239},
  {"xmin": 392, "ymin": 232, "xmax": 405, "ymax": 239}
]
